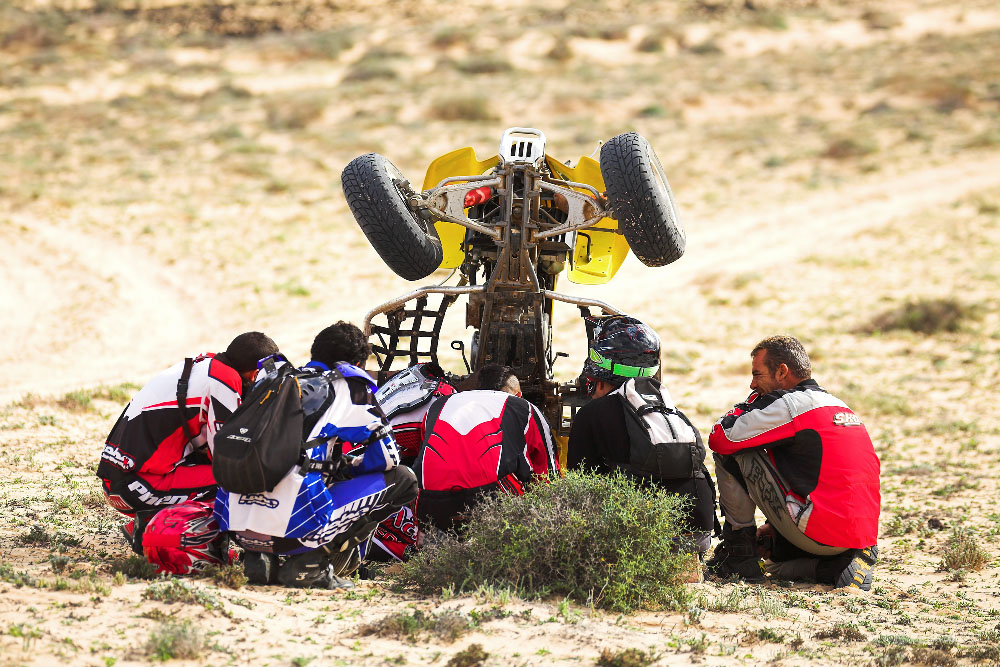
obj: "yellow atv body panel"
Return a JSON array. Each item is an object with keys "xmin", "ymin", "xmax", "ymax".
[
  {"xmin": 422, "ymin": 148, "xmax": 630, "ymax": 284},
  {"xmin": 421, "ymin": 148, "xmax": 499, "ymax": 271},
  {"xmin": 548, "ymin": 155, "xmax": 631, "ymax": 285}
]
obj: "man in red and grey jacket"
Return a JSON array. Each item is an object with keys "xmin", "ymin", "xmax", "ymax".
[
  {"xmin": 707, "ymin": 335, "xmax": 881, "ymax": 590},
  {"xmin": 97, "ymin": 331, "xmax": 279, "ymax": 553}
]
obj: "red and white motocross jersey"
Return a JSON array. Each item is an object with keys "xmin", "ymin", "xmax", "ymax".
[
  {"xmin": 709, "ymin": 379, "xmax": 881, "ymax": 548},
  {"xmin": 414, "ymin": 390, "xmax": 560, "ymax": 494},
  {"xmin": 98, "ymin": 355, "xmax": 242, "ymax": 496}
]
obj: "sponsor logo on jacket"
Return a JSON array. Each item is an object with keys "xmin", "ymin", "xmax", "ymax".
[
  {"xmin": 101, "ymin": 444, "xmax": 136, "ymax": 471},
  {"xmin": 238, "ymin": 494, "xmax": 279, "ymax": 509},
  {"xmin": 833, "ymin": 412, "xmax": 863, "ymax": 427},
  {"xmin": 126, "ymin": 480, "xmax": 190, "ymax": 506}
]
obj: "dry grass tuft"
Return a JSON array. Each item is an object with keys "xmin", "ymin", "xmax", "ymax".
[
  {"xmin": 910, "ymin": 647, "xmax": 957, "ymax": 666},
  {"xmin": 965, "ymin": 130, "xmax": 1000, "ymax": 150},
  {"xmin": 823, "ymin": 135, "xmax": 878, "ymax": 159},
  {"xmin": 596, "ymin": 647, "xmax": 659, "ymax": 667},
  {"xmin": 358, "ymin": 608, "xmax": 471, "ymax": 643},
  {"xmin": 636, "ymin": 34, "xmax": 665, "ymax": 53},
  {"xmin": 814, "ymin": 623, "xmax": 866, "ymax": 642},
  {"xmin": 110, "ymin": 555, "xmax": 160, "ymax": 580},
  {"xmin": 863, "ymin": 297, "xmax": 979, "ymax": 335},
  {"xmin": 862, "ymin": 9, "xmax": 903, "ymax": 31},
  {"xmin": 939, "ymin": 529, "xmax": 990, "ymax": 573},
  {"xmin": 453, "ymin": 55, "xmax": 514, "ymax": 75},
  {"xmin": 204, "ymin": 563, "xmax": 248, "ymax": 590},
  {"xmin": 428, "ymin": 97, "xmax": 498, "ymax": 122},
  {"xmin": 447, "ymin": 643, "xmax": 489, "ymax": 667},
  {"xmin": 343, "ymin": 62, "xmax": 398, "ymax": 83},
  {"xmin": 265, "ymin": 92, "xmax": 328, "ymax": 130},
  {"xmin": 431, "ymin": 27, "xmax": 466, "ymax": 49},
  {"xmin": 286, "ymin": 28, "xmax": 357, "ymax": 60},
  {"xmin": 145, "ymin": 619, "xmax": 206, "ymax": 661},
  {"xmin": 0, "ymin": 6, "xmax": 70, "ymax": 50},
  {"xmin": 547, "ymin": 38, "xmax": 574, "ymax": 62}
]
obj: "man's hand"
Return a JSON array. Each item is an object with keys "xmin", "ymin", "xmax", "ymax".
[
  {"xmin": 324, "ymin": 455, "xmax": 356, "ymax": 483},
  {"xmin": 756, "ymin": 523, "xmax": 776, "ymax": 560}
]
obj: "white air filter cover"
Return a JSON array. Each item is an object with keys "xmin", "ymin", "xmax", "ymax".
[{"xmin": 498, "ymin": 127, "xmax": 547, "ymax": 166}]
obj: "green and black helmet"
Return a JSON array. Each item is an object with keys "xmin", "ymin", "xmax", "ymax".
[{"xmin": 582, "ymin": 315, "xmax": 660, "ymax": 384}]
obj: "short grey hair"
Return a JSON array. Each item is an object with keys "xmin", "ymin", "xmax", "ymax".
[{"xmin": 751, "ymin": 335, "xmax": 811, "ymax": 379}]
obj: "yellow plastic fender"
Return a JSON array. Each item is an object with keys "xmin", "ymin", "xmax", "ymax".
[
  {"xmin": 421, "ymin": 147, "xmax": 499, "ymax": 270},
  {"xmin": 421, "ymin": 149, "xmax": 630, "ymax": 284},
  {"xmin": 546, "ymin": 155, "xmax": 631, "ymax": 285}
]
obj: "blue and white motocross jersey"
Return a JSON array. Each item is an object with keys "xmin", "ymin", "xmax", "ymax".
[{"xmin": 214, "ymin": 362, "xmax": 401, "ymax": 550}]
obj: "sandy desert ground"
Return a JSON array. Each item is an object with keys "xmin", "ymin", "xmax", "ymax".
[{"xmin": 1, "ymin": 0, "xmax": 999, "ymax": 665}]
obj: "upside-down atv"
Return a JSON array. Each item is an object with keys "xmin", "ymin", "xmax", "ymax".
[{"xmin": 341, "ymin": 128, "xmax": 684, "ymax": 458}]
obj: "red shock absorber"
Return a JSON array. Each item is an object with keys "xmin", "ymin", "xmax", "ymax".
[{"xmin": 464, "ymin": 186, "xmax": 493, "ymax": 207}]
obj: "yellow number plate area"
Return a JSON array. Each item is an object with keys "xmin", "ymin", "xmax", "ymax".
[{"xmin": 421, "ymin": 149, "xmax": 630, "ymax": 283}]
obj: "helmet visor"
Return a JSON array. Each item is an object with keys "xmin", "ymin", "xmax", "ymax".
[{"xmin": 588, "ymin": 348, "xmax": 659, "ymax": 378}]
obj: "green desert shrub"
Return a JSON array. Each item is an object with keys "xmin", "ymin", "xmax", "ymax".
[
  {"xmin": 145, "ymin": 619, "xmax": 206, "ymax": 661},
  {"xmin": 394, "ymin": 471, "xmax": 695, "ymax": 613}
]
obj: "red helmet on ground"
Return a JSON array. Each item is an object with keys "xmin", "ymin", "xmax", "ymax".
[{"xmin": 142, "ymin": 500, "xmax": 232, "ymax": 575}]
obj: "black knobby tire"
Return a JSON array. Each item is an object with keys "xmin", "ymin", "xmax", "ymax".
[
  {"xmin": 600, "ymin": 132, "xmax": 685, "ymax": 267},
  {"xmin": 341, "ymin": 153, "xmax": 443, "ymax": 281}
]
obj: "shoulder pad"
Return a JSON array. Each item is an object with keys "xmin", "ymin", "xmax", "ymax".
[
  {"xmin": 333, "ymin": 362, "xmax": 377, "ymax": 392},
  {"xmin": 375, "ymin": 365, "xmax": 454, "ymax": 419}
]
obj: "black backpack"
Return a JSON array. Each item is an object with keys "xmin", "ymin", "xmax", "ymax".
[
  {"xmin": 212, "ymin": 360, "xmax": 337, "ymax": 494},
  {"xmin": 614, "ymin": 377, "xmax": 706, "ymax": 481}
]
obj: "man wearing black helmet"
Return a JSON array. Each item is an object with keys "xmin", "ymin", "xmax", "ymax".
[{"xmin": 567, "ymin": 315, "xmax": 717, "ymax": 556}]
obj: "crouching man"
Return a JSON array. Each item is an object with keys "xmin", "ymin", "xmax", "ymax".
[
  {"xmin": 97, "ymin": 331, "xmax": 279, "ymax": 554},
  {"xmin": 567, "ymin": 315, "xmax": 717, "ymax": 557},
  {"xmin": 413, "ymin": 364, "xmax": 559, "ymax": 532},
  {"xmin": 707, "ymin": 335, "xmax": 881, "ymax": 590},
  {"xmin": 215, "ymin": 322, "xmax": 418, "ymax": 589}
]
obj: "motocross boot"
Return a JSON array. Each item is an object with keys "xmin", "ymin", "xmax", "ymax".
[
  {"xmin": 120, "ymin": 510, "xmax": 158, "ymax": 556},
  {"xmin": 706, "ymin": 522, "xmax": 765, "ymax": 582},
  {"xmin": 278, "ymin": 549, "xmax": 355, "ymax": 590},
  {"xmin": 817, "ymin": 546, "xmax": 879, "ymax": 591},
  {"xmin": 243, "ymin": 551, "xmax": 279, "ymax": 585},
  {"xmin": 326, "ymin": 543, "xmax": 362, "ymax": 577}
]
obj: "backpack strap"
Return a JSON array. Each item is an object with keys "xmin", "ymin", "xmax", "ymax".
[
  {"xmin": 620, "ymin": 378, "xmax": 682, "ymax": 440},
  {"xmin": 297, "ymin": 421, "xmax": 394, "ymax": 482},
  {"xmin": 176, "ymin": 357, "xmax": 198, "ymax": 444},
  {"xmin": 299, "ymin": 367, "xmax": 338, "ymax": 438},
  {"xmin": 297, "ymin": 440, "xmax": 351, "ymax": 481}
]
